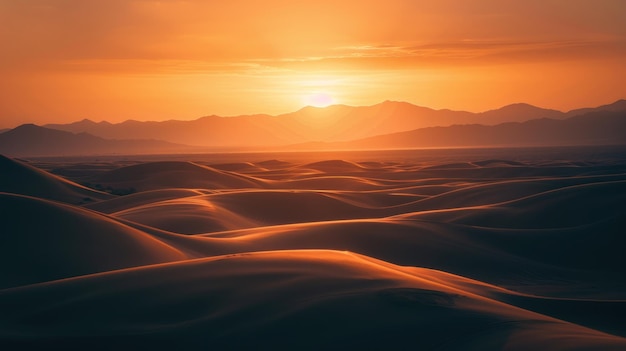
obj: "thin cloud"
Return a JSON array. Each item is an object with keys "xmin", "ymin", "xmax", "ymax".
[{"xmin": 247, "ymin": 39, "xmax": 626, "ymax": 71}]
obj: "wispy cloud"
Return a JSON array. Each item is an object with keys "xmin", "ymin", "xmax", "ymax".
[{"xmin": 244, "ymin": 38, "xmax": 626, "ymax": 72}]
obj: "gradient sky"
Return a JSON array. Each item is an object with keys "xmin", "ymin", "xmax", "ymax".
[{"xmin": 1, "ymin": 0, "xmax": 626, "ymax": 128}]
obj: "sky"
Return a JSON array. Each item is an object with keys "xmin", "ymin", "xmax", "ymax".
[{"xmin": 1, "ymin": 0, "xmax": 625, "ymax": 128}]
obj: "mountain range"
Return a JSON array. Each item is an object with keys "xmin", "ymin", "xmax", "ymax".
[
  {"xmin": 0, "ymin": 124, "xmax": 191, "ymax": 157},
  {"xmin": 325, "ymin": 110, "xmax": 626, "ymax": 150},
  {"xmin": 1, "ymin": 100, "xmax": 625, "ymax": 156},
  {"xmin": 39, "ymin": 101, "xmax": 585, "ymax": 146}
]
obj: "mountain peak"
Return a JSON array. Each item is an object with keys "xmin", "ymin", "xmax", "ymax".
[
  {"xmin": 566, "ymin": 99, "xmax": 626, "ymax": 116},
  {"xmin": 496, "ymin": 102, "xmax": 545, "ymax": 111},
  {"xmin": 0, "ymin": 123, "xmax": 189, "ymax": 157},
  {"xmin": 604, "ymin": 99, "xmax": 626, "ymax": 111},
  {"xmin": 10, "ymin": 124, "xmax": 57, "ymax": 135},
  {"xmin": 480, "ymin": 103, "xmax": 564, "ymax": 122},
  {"xmin": 8, "ymin": 124, "xmax": 81, "ymax": 139},
  {"xmin": 14, "ymin": 123, "xmax": 39, "ymax": 130},
  {"xmin": 75, "ymin": 118, "xmax": 113, "ymax": 126},
  {"xmin": 378, "ymin": 100, "xmax": 415, "ymax": 107}
]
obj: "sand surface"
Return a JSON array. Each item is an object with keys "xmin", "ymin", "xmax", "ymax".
[{"xmin": 1, "ymin": 147, "xmax": 626, "ymax": 350}]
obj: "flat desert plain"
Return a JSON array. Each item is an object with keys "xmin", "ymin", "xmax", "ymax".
[{"xmin": 1, "ymin": 146, "xmax": 626, "ymax": 350}]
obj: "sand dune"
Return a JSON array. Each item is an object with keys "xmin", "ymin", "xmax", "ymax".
[
  {"xmin": 299, "ymin": 159, "xmax": 369, "ymax": 172},
  {"xmin": 0, "ymin": 155, "xmax": 112, "ymax": 204},
  {"xmin": 399, "ymin": 178, "xmax": 626, "ymax": 228},
  {"xmin": 1, "ymin": 250, "xmax": 625, "ymax": 350},
  {"xmin": 196, "ymin": 218, "xmax": 625, "ymax": 294},
  {"xmin": 210, "ymin": 161, "xmax": 267, "ymax": 172},
  {"xmin": 0, "ymin": 193, "xmax": 186, "ymax": 289},
  {"xmin": 255, "ymin": 159, "xmax": 293, "ymax": 168},
  {"xmin": 112, "ymin": 195, "xmax": 262, "ymax": 234},
  {"xmin": 97, "ymin": 172, "xmax": 626, "ymax": 234},
  {"xmin": 397, "ymin": 173, "xmax": 626, "ymax": 212},
  {"xmin": 88, "ymin": 161, "xmax": 265, "ymax": 191},
  {"xmin": 2, "ymin": 149, "xmax": 626, "ymax": 349},
  {"xmin": 84, "ymin": 188, "xmax": 209, "ymax": 214}
]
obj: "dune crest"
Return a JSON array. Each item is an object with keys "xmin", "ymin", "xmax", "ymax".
[
  {"xmin": 0, "ymin": 155, "xmax": 112, "ymax": 204},
  {"xmin": 0, "ymin": 193, "xmax": 186, "ymax": 289},
  {"xmin": 88, "ymin": 161, "xmax": 265, "ymax": 192},
  {"xmin": 2, "ymin": 250, "xmax": 625, "ymax": 350}
]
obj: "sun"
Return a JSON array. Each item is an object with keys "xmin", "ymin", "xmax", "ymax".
[{"xmin": 304, "ymin": 92, "xmax": 335, "ymax": 107}]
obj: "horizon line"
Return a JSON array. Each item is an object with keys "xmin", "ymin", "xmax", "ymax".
[{"xmin": 3, "ymin": 98, "xmax": 625, "ymax": 129}]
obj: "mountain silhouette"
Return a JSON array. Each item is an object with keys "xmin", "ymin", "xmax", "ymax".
[
  {"xmin": 566, "ymin": 99, "xmax": 626, "ymax": 117},
  {"xmin": 328, "ymin": 110, "xmax": 626, "ymax": 150},
  {"xmin": 3, "ymin": 100, "xmax": 625, "ymax": 156},
  {"xmin": 0, "ymin": 124, "xmax": 191, "ymax": 157},
  {"xmin": 42, "ymin": 100, "xmax": 602, "ymax": 147},
  {"xmin": 478, "ymin": 103, "xmax": 563, "ymax": 122}
]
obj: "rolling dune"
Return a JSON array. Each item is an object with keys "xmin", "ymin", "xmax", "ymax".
[
  {"xmin": 0, "ymin": 193, "xmax": 186, "ymax": 289},
  {"xmin": 88, "ymin": 161, "xmax": 265, "ymax": 191},
  {"xmin": 1, "ymin": 250, "xmax": 625, "ymax": 350},
  {"xmin": 2, "ymin": 148, "xmax": 626, "ymax": 350},
  {"xmin": 0, "ymin": 155, "xmax": 113, "ymax": 204}
]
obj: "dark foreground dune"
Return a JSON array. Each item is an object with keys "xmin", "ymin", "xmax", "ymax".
[{"xmin": 1, "ymin": 147, "xmax": 626, "ymax": 350}]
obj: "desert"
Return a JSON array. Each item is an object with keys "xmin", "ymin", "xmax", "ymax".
[{"xmin": 2, "ymin": 1, "xmax": 626, "ymax": 349}]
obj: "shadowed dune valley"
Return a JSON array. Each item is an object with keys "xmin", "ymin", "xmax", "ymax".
[{"xmin": 1, "ymin": 146, "xmax": 626, "ymax": 350}]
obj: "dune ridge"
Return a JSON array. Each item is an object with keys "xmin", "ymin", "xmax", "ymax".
[
  {"xmin": 0, "ymin": 193, "xmax": 186, "ymax": 289},
  {"xmin": 87, "ymin": 161, "xmax": 265, "ymax": 191},
  {"xmin": 0, "ymin": 155, "xmax": 113, "ymax": 204},
  {"xmin": 1, "ymin": 250, "xmax": 625, "ymax": 350},
  {"xmin": 1, "ymin": 149, "xmax": 625, "ymax": 349}
]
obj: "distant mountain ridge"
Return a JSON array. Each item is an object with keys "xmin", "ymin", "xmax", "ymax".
[
  {"xmin": 1, "ymin": 100, "xmax": 625, "ymax": 156},
  {"xmin": 298, "ymin": 110, "xmax": 626, "ymax": 150},
  {"xmin": 0, "ymin": 124, "xmax": 192, "ymax": 157},
  {"xmin": 42, "ymin": 100, "xmax": 626, "ymax": 147}
]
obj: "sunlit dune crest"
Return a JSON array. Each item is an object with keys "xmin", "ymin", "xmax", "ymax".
[
  {"xmin": 1, "ymin": 147, "xmax": 626, "ymax": 349},
  {"xmin": 2, "ymin": 249, "xmax": 625, "ymax": 350}
]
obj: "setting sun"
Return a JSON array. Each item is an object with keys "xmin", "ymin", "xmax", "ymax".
[{"xmin": 304, "ymin": 92, "xmax": 335, "ymax": 107}]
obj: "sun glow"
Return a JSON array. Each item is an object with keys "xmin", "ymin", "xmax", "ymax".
[{"xmin": 303, "ymin": 92, "xmax": 335, "ymax": 107}]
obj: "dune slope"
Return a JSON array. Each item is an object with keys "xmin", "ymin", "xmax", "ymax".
[
  {"xmin": 0, "ymin": 155, "xmax": 112, "ymax": 204},
  {"xmin": 87, "ymin": 161, "xmax": 264, "ymax": 191},
  {"xmin": 0, "ymin": 193, "xmax": 186, "ymax": 289},
  {"xmin": 1, "ymin": 250, "xmax": 624, "ymax": 350}
]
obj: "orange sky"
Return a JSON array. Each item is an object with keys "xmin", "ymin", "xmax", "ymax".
[{"xmin": 1, "ymin": 0, "xmax": 625, "ymax": 128}]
